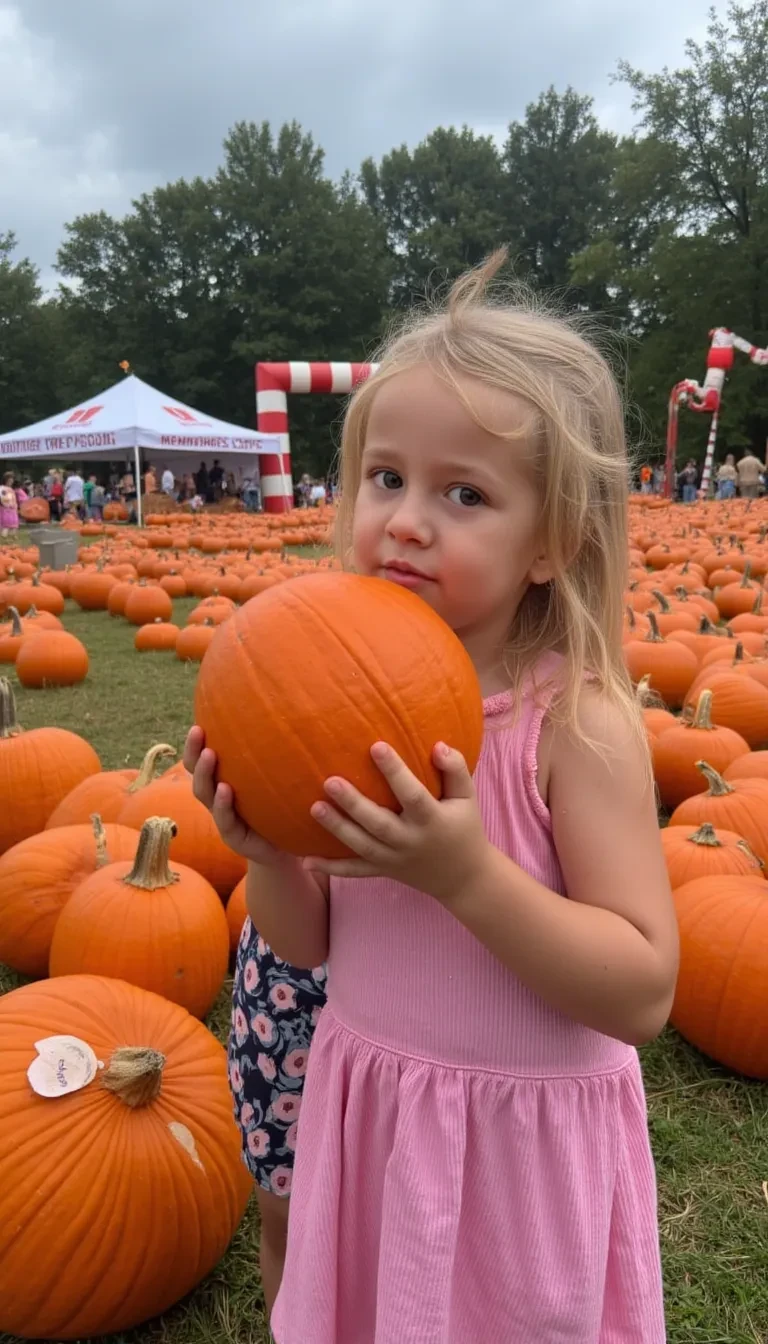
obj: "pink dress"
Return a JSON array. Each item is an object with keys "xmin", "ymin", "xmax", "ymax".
[{"xmin": 272, "ymin": 656, "xmax": 665, "ymax": 1343}]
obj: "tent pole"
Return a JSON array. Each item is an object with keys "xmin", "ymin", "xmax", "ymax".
[{"xmin": 134, "ymin": 442, "xmax": 142, "ymax": 527}]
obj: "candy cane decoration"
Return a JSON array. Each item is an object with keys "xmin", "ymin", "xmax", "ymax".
[
  {"xmin": 665, "ymin": 328, "xmax": 768, "ymax": 498},
  {"xmin": 255, "ymin": 362, "xmax": 379, "ymax": 512}
]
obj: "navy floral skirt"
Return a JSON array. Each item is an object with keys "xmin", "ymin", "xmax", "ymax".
[{"xmin": 228, "ymin": 916, "xmax": 327, "ymax": 1197}]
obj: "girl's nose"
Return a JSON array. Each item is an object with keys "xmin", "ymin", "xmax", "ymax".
[{"xmin": 385, "ymin": 494, "xmax": 432, "ymax": 546}]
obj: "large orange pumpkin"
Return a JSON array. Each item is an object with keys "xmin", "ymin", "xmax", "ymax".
[
  {"xmin": 0, "ymin": 677, "xmax": 100, "ymax": 855},
  {"xmin": 46, "ymin": 742, "xmax": 176, "ymax": 828},
  {"xmin": 0, "ymin": 974, "xmax": 252, "ymax": 1338},
  {"xmin": 651, "ymin": 689, "xmax": 750, "ymax": 809},
  {"xmin": 15, "ymin": 629, "xmax": 90, "ymax": 688},
  {"xmin": 671, "ymin": 874, "xmax": 768, "ymax": 1077},
  {"xmin": 49, "ymin": 817, "xmax": 229, "ymax": 1017},
  {"xmin": 0, "ymin": 817, "xmax": 141, "ymax": 976},
  {"xmin": 195, "ymin": 572, "xmax": 484, "ymax": 857},
  {"xmin": 669, "ymin": 761, "xmax": 768, "ymax": 865},
  {"xmin": 660, "ymin": 822, "xmax": 763, "ymax": 889},
  {"xmin": 117, "ymin": 769, "xmax": 246, "ymax": 897}
]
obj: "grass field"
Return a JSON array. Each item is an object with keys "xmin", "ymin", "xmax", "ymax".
[{"xmin": 2, "ymin": 567, "xmax": 768, "ymax": 1342}]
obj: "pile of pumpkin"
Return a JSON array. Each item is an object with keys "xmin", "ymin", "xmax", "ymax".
[
  {"xmin": 625, "ymin": 497, "xmax": 768, "ymax": 1082},
  {"xmin": 0, "ymin": 677, "xmax": 253, "ymax": 1339},
  {"xmin": 0, "ymin": 513, "xmax": 339, "ymax": 682}
]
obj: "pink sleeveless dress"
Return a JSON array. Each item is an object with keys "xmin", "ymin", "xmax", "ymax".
[{"xmin": 272, "ymin": 657, "xmax": 666, "ymax": 1343}]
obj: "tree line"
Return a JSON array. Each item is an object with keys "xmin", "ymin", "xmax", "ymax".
[{"xmin": 2, "ymin": 0, "xmax": 768, "ymax": 476}]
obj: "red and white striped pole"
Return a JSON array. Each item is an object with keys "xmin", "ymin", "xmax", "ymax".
[{"xmin": 255, "ymin": 362, "xmax": 378, "ymax": 513}]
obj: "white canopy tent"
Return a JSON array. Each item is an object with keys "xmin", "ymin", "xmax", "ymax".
[{"xmin": 0, "ymin": 374, "xmax": 282, "ymax": 524}]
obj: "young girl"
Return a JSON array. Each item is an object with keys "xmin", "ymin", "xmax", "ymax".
[{"xmin": 186, "ymin": 251, "xmax": 678, "ymax": 1342}]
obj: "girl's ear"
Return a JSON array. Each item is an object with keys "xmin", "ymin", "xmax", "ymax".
[{"xmin": 528, "ymin": 552, "xmax": 554, "ymax": 585}]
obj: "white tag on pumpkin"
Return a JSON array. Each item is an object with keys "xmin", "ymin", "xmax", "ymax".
[{"xmin": 27, "ymin": 1035, "xmax": 102, "ymax": 1098}]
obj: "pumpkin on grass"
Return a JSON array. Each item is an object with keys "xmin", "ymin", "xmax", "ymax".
[
  {"xmin": 135, "ymin": 618, "xmax": 180, "ymax": 651},
  {"xmin": 661, "ymin": 822, "xmax": 763, "ymax": 889},
  {"xmin": 0, "ymin": 974, "xmax": 252, "ymax": 1339},
  {"xmin": 195, "ymin": 571, "xmax": 484, "ymax": 858},
  {"xmin": 124, "ymin": 580, "xmax": 174, "ymax": 626},
  {"xmin": 46, "ymin": 742, "xmax": 176, "ymax": 828},
  {"xmin": 176, "ymin": 619, "xmax": 218, "ymax": 661},
  {"xmin": 226, "ymin": 874, "xmax": 248, "ymax": 956},
  {"xmin": 623, "ymin": 613, "xmax": 699, "ymax": 709},
  {"xmin": 669, "ymin": 761, "xmax": 768, "ymax": 865},
  {"xmin": 651, "ymin": 689, "xmax": 750, "ymax": 809},
  {"xmin": 0, "ymin": 677, "xmax": 100, "ymax": 855},
  {"xmin": 0, "ymin": 815, "xmax": 138, "ymax": 976},
  {"xmin": 117, "ymin": 768, "xmax": 246, "ymax": 896},
  {"xmin": 69, "ymin": 567, "xmax": 117, "ymax": 611},
  {"xmin": 670, "ymin": 874, "xmax": 768, "ymax": 1078},
  {"xmin": 50, "ymin": 817, "xmax": 229, "ymax": 1018},
  {"xmin": 15, "ymin": 628, "xmax": 90, "ymax": 688}
]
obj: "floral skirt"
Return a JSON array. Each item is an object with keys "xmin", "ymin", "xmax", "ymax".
[{"xmin": 228, "ymin": 916, "xmax": 327, "ymax": 1196}]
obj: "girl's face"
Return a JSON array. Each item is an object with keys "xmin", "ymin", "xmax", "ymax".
[{"xmin": 352, "ymin": 365, "xmax": 552, "ymax": 679}]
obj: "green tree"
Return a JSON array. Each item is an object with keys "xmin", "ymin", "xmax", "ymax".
[
  {"xmin": 361, "ymin": 127, "xmax": 507, "ymax": 304},
  {"xmin": 0, "ymin": 233, "xmax": 58, "ymax": 433},
  {"xmin": 502, "ymin": 87, "xmax": 618, "ymax": 301}
]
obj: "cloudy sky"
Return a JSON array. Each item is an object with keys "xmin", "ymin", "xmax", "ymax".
[{"xmin": 3, "ymin": 0, "xmax": 720, "ymax": 286}]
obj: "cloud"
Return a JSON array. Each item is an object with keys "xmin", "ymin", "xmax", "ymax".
[{"xmin": 2, "ymin": 0, "xmax": 715, "ymax": 285}]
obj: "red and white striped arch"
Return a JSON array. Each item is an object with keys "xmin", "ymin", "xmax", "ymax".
[{"xmin": 255, "ymin": 361, "xmax": 379, "ymax": 512}]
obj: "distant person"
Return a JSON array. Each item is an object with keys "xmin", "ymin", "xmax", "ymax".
[
  {"xmin": 639, "ymin": 464, "xmax": 653, "ymax": 495},
  {"xmin": 83, "ymin": 473, "xmax": 97, "ymax": 514},
  {"xmin": 0, "ymin": 472, "xmax": 19, "ymax": 538},
  {"xmin": 161, "ymin": 465, "xmax": 176, "ymax": 497},
  {"xmin": 209, "ymin": 459, "xmax": 224, "ymax": 502},
  {"xmin": 678, "ymin": 459, "xmax": 699, "ymax": 503},
  {"xmin": 652, "ymin": 464, "xmax": 665, "ymax": 495},
  {"xmin": 194, "ymin": 461, "xmax": 209, "ymax": 501},
  {"xmin": 63, "ymin": 469, "xmax": 85, "ymax": 519},
  {"xmin": 737, "ymin": 449, "xmax": 762, "ymax": 499},
  {"xmin": 243, "ymin": 476, "xmax": 261, "ymax": 513},
  {"xmin": 90, "ymin": 480, "xmax": 105, "ymax": 521},
  {"xmin": 716, "ymin": 453, "xmax": 738, "ymax": 500},
  {"xmin": 143, "ymin": 463, "xmax": 157, "ymax": 495},
  {"xmin": 46, "ymin": 469, "xmax": 64, "ymax": 521},
  {"xmin": 310, "ymin": 479, "xmax": 326, "ymax": 507}
]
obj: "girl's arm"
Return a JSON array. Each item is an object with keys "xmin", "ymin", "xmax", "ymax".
[
  {"xmin": 441, "ymin": 687, "xmax": 679, "ymax": 1046},
  {"xmin": 245, "ymin": 858, "xmax": 330, "ymax": 968}
]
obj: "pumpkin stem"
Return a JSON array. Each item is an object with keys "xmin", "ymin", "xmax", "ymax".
[
  {"xmin": 90, "ymin": 813, "xmax": 110, "ymax": 867},
  {"xmin": 0, "ymin": 677, "xmax": 21, "ymax": 739},
  {"xmin": 644, "ymin": 612, "xmax": 664, "ymax": 643},
  {"xmin": 674, "ymin": 586, "xmax": 690, "ymax": 602},
  {"xmin": 733, "ymin": 642, "xmax": 745, "ymax": 663},
  {"xmin": 651, "ymin": 589, "xmax": 671, "ymax": 613},
  {"xmin": 687, "ymin": 822, "xmax": 722, "ymax": 847},
  {"xmin": 736, "ymin": 839, "xmax": 764, "ymax": 869},
  {"xmin": 635, "ymin": 674, "xmax": 665, "ymax": 709},
  {"xmin": 695, "ymin": 760, "xmax": 734, "ymax": 796},
  {"xmin": 127, "ymin": 744, "xmax": 177, "ymax": 793},
  {"xmin": 752, "ymin": 590, "xmax": 764, "ymax": 615},
  {"xmin": 690, "ymin": 689, "xmax": 715, "ymax": 731},
  {"xmin": 740, "ymin": 562, "xmax": 753, "ymax": 588},
  {"xmin": 123, "ymin": 816, "xmax": 179, "ymax": 890},
  {"xmin": 101, "ymin": 1046, "xmax": 165, "ymax": 1108},
  {"xmin": 625, "ymin": 605, "xmax": 638, "ymax": 632},
  {"xmin": 697, "ymin": 614, "xmax": 717, "ymax": 635},
  {"xmin": 5, "ymin": 607, "xmax": 23, "ymax": 637}
]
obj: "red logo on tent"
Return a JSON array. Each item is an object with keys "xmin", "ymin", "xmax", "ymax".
[
  {"xmin": 63, "ymin": 406, "xmax": 103, "ymax": 425},
  {"xmin": 163, "ymin": 405, "xmax": 209, "ymax": 425}
]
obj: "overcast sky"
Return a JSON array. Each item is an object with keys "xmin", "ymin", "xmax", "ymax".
[{"xmin": 2, "ymin": 0, "xmax": 721, "ymax": 287}]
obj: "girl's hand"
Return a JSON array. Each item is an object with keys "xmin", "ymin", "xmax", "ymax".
[
  {"xmin": 304, "ymin": 741, "xmax": 491, "ymax": 903},
  {"xmin": 183, "ymin": 726, "xmax": 283, "ymax": 867}
]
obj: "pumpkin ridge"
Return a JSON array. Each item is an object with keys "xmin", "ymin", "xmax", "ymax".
[{"xmin": 712, "ymin": 896, "xmax": 767, "ymax": 1059}]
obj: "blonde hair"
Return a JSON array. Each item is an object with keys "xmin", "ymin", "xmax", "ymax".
[{"xmin": 335, "ymin": 248, "xmax": 639, "ymax": 743}]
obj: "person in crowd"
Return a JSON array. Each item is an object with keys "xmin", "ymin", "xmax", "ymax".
[
  {"xmin": 90, "ymin": 479, "xmax": 106, "ymax": 521},
  {"xmin": 310, "ymin": 478, "xmax": 327, "ymax": 507},
  {"xmin": 83, "ymin": 473, "xmax": 97, "ymax": 515},
  {"xmin": 161, "ymin": 465, "xmax": 176, "ymax": 497},
  {"xmin": 737, "ymin": 448, "xmax": 763, "ymax": 499},
  {"xmin": 716, "ymin": 453, "xmax": 738, "ymax": 499},
  {"xmin": 678, "ymin": 458, "xmax": 699, "ymax": 503},
  {"xmin": 243, "ymin": 476, "xmax": 262, "ymax": 513},
  {"xmin": 652, "ymin": 463, "xmax": 665, "ymax": 494},
  {"xmin": 143, "ymin": 463, "xmax": 157, "ymax": 495},
  {"xmin": 42, "ymin": 469, "xmax": 64, "ymax": 522},
  {"xmin": 63, "ymin": 469, "xmax": 85, "ymax": 520},
  {"xmin": 194, "ymin": 461, "xmax": 210, "ymax": 501},
  {"xmin": 296, "ymin": 472, "xmax": 312, "ymax": 508},
  {"xmin": 186, "ymin": 251, "xmax": 676, "ymax": 1341},
  {"xmin": 0, "ymin": 472, "xmax": 19, "ymax": 538},
  {"xmin": 639, "ymin": 463, "xmax": 653, "ymax": 495},
  {"xmin": 209, "ymin": 459, "xmax": 224, "ymax": 502}
]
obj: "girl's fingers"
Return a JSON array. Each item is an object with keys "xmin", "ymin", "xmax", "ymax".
[
  {"xmin": 190, "ymin": 746, "xmax": 218, "ymax": 810},
  {"xmin": 310, "ymin": 800, "xmax": 390, "ymax": 864},
  {"xmin": 304, "ymin": 856, "xmax": 378, "ymax": 879},
  {"xmin": 182, "ymin": 725, "xmax": 205, "ymax": 774},
  {"xmin": 370, "ymin": 743, "xmax": 433, "ymax": 822},
  {"xmin": 432, "ymin": 743, "xmax": 475, "ymax": 800},
  {"xmin": 322, "ymin": 776, "xmax": 399, "ymax": 845}
]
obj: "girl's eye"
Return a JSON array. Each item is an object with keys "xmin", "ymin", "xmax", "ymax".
[
  {"xmin": 372, "ymin": 469, "xmax": 403, "ymax": 490},
  {"xmin": 447, "ymin": 485, "xmax": 484, "ymax": 508}
]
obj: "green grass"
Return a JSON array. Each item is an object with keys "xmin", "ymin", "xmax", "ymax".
[{"xmin": 2, "ymin": 572, "xmax": 768, "ymax": 1341}]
